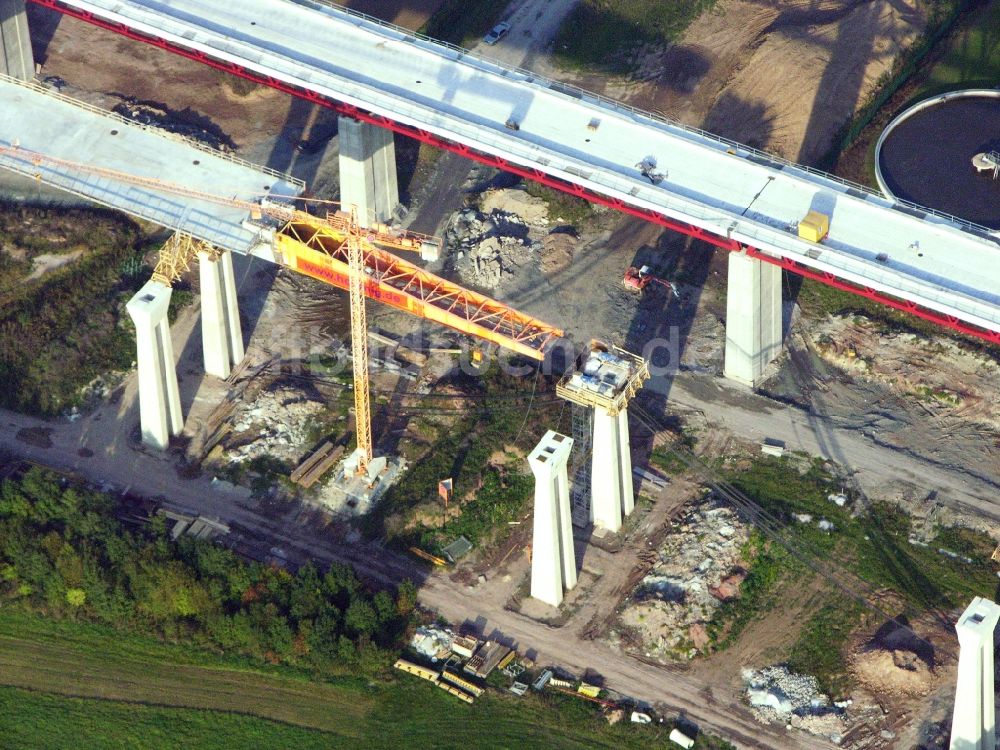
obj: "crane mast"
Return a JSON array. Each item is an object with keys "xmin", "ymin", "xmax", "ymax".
[
  {"xmin": 346, "ymin": 207, "xmax": 373, "ymax": 475},
  {"xmin": 3, "ymin": 143, "xmax": 564, "ymax": 475}
]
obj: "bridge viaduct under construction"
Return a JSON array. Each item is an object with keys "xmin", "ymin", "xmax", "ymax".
[{"xmin": 2, "ymin": 0, "xmax": 1000, "ymax": 446}]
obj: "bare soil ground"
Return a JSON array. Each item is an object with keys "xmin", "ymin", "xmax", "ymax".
[
  {"xmin": 536, "ymin": 0, "xmax": 926, "ymax": 164},
  {"xmin": 8, "ymin": 3, "xmax": 995, "ymax": 747}
]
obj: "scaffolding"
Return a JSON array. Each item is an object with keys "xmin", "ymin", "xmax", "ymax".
[
  {"xmin": 569, "ymin": 403, "xmax": 593, "ymax": 527},
  {"xmin": 558, "ymin": 342, "xmax": 650, "ymax": 527}
]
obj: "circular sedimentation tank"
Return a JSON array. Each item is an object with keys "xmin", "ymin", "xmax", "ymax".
[{"xmin": 875, "ymin": 89, "xmax": 1000, "ymax": 230}]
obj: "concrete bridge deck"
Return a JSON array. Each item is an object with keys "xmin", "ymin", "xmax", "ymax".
[
  {"xmin": 0, "ymin": 74, "xmax": 302, "ymax": 252},
  {"xmin": 26, "ymin": 0, "xmax": 1000, "ymax": 340}
]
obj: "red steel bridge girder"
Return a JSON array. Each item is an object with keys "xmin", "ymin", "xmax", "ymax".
[{"xmin": 25, "ymin": 0, "xmax": 1000, "ymax": 347}]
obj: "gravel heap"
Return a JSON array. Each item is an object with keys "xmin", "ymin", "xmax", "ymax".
[{"xmin": 479, "ymin": 188, "xmax": 549, "ymax": 226}]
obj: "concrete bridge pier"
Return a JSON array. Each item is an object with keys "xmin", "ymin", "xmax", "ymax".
[
  {"xmin": 198, "ymin": 249, "xmax": 244, "ymax": 379},
  {"xmin": 0, "ymin": 0, "xmax": 33, "ymax": 80},
  {"xmin": 723, "ymin": 250, "xmax": 783, "ymax": 387},
  {"xmin": 529, "ymin": 431, "xmax": 576, "ymax": 608},
  {"xmin": 950, "ymin": 597, "xmax": 1000, "ymax": 750},
  {"xmin": 590, "ymin": 406, "xmax": 634, "ymax": 534},
  {"xmin": 127, "ymin": 281, "xmax": 183, "ymax": 451},
  {"xmin": 338, "ymin": 117, "xmax": 399, "ymax": 224}
]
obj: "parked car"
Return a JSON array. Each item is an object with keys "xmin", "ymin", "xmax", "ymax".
[{"xmin": 483, "ymin": 21, "xmax": 511, "ymax": 45}]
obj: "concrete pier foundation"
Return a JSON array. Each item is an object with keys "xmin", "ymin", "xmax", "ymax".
[
  {"xmin": 529, "ymin": 431, "xmax": 575, "ymax": 608},
  {"xmin": 950, "ymin": 597, "xmax": 1000, "ymax": 750},
  {"xmin": 0, "ymin": 0, "xmax": 33, "ymax": 80},
  {"xmin": 338, "ymin": 117, "xmax": 399, "ymax": 224},
  {"xmin": 198, "ymin": 249, "xmax": 244, "ymax": 379},
  {"xmin": 724, "ymin": 251, "xmax": 783, "ymax": 387},
  {"xmin": 127, "ymin": 281, "xmax": 182, "ymax": 450},
  {"xmin": 590, "ymin": 406, "xmax": 634, "ymax": 534}
]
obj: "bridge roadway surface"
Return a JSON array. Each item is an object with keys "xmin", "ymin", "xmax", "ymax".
[
  {"xmin": 0, "ymin": 75, "xmax": 302, "ymax": 252},
  {"xmin": 28, "ymin": 0, "xmax": 1000, "ymax": 343}
]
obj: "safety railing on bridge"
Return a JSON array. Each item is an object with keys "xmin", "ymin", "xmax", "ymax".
[
  {"xmin": 299, "ymin": 0, "xmax": 996, "ymax": 239},
  {"xmin": 0, "ymin": 72, "xmax": 304, "ymax": 189}
]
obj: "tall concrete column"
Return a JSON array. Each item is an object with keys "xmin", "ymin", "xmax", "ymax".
[
  {"xmin": 127, "ymin": 281, "xmax": 183, "ymax": 450},
  {"xmin": 590, "ymin": 406, "xmax": 637, "ymax": 534},
  {"xmin": 618, "ymin": 409, "xmax": 634, "ymax": 517},
  {"xmin": 0, "ymin": 0, "xmax": 33, "ymax": 81},
  {"xmin": 338, "ymin": 116, "xmax": 399, "ymax": 224},
  {"xmin": 198, "ymin": 249, "xmax": 244, "ymax": 379},
  {"xmin": 554, "ymin": 437, "xmax": 577, "ymax": 593},
  {"xmin": 723, "ymin": 250, "xmax": 783, "ymax": 387},
  {"xmin": 950, "ymin": 597, "xmax": 1000, "ymax": 750},
  {"xmin": 529, "ymin": 431, "xmax": 575, "ymax": 608}
]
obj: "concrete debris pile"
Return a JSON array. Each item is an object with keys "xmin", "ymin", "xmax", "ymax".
[
  {"xmin": 227, "ymin": 386, "xmax": 326, "ymax": 464},
  {"xmin": 743, "ymin": 666, "xmax": 848, "ymax": 740},
  {"xmin": 410, "ymin": 625, "xmax": 454, "ymax": 661},
  {"xmin": 617, "ymin": 501, "xmax": 750, "ymax": 659},
  {"xmin": 446, "ymin": 204, "xmax": 536, "ymax": 291}
]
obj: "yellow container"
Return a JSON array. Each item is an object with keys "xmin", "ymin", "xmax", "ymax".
[
  {"xmin": 798, "ymin": 211, "xmax": 829, "ymax": 243},
  {"xmin": 577, "ymin": 683, "xmax": 601, "ymax": 698}
]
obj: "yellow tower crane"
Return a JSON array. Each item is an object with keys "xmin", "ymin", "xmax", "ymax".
[
  {"xmin": 346, "ymin": 207, "xmax": 373, "ymax": 475},
  {"xmin": 3, "ymin": 144, "xmax": 564, "ymax": 474}
]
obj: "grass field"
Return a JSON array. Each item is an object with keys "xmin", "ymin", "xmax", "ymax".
[
  {"xmin": 0, "ymin": 686, "xmax": 349, "ymax": 750},
  {"xmin": 0, "ymin": 610, "xmax": 731, "ymax": 749},
  {"xmin": 553, "ymin": 0, "xmax": 716, "ymax": 72},
  {"xmin": 704, "ymin": 456, "xmax": 999, "ymax": 695},
  {"xmin": 917, "ymin": 0, "xmax": 1000, "ymax": 95}
]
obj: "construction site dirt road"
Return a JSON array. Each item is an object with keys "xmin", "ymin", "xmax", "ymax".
[
  {"xmin": 0, "ymin": 407, "xmax": 824, "ymax": 749},
  {"xmin": 1, "ymin": 294, "xmax": 992, "ymax": 749}
]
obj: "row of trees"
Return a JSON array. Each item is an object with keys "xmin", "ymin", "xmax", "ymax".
[{"xmin": 0, "ymin": 468, "xmax": 415, "ymax": 673}]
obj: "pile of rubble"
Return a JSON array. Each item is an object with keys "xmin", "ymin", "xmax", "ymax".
[
  {"xmin": 617, "ymin": 501, "xmax": 750, "ymax": 659},
  {"xmin": 446, "ymin": 205, "xmax": 536, "ymax": 291},
  {"xmin": 226, "ymin": 386, "xmax": 327, "ymax": 464},
  {"xmin": 743, "ymin": 666, "xmax": 848, "ymax": 740},
  {"xmin": 410, "ymin": 625, "xmax": 454, "ymax": 661}
]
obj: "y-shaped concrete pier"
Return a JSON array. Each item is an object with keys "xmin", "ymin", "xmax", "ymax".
[
  {"xmin": 0, "ymin": 0, "xmax": 33, "ymax": 80},
  {"xmin": 126, "ymin": 281, "xmax": 182, "ymax": 450},
  {"xmin": 529, "ymin": 431, "xmax": 576, "ymax": 608},
  {"xmin": 198, "ymin": 249, "xmax": 244, "ymax": 379},
  {"xmin": 557, "ymin": 345, "xmax": 649, "ymax": 535},
  {"xmin": 338, "ymin": 117, "xmax": 399, "ymax": 224},
  {"xmin": 950, "ymin": 597, "xmax": 1000, "ymax": 750},
  {"xmin": 724, "ymin": 251, "xmax": 783, "ymax": 387}
]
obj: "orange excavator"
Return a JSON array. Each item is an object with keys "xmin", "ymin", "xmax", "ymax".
[{"xmin": 623, "ymin": 265, "xmax": 679, "ymax": 296}]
